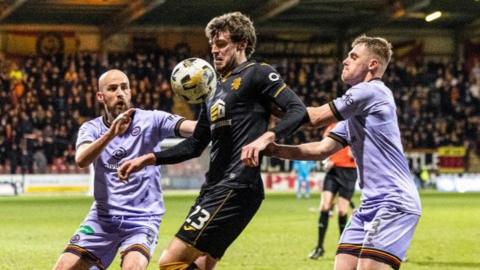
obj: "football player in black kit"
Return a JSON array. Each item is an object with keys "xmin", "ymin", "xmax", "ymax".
[{"xmin": 118, "ymin": 12, "xmax": 307, "ymax": 270}]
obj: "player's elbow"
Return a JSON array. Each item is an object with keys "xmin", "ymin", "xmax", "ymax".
[{"xmin": 75, "ymin": 157, "xmax": 89, "ymax": 168}]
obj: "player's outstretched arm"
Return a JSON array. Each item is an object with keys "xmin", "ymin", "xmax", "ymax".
[
  {"xmin": 307, "ymin": 104, "xmax": 338, "ymax": 128},
  {"xmin": 76, "ymin": 108, "xmax": 135, "ymax": 168},
  {"xmin": 266, "ymin": 137, "xmax": 344, "ymax": 161},
  {"xmin": 177, "ymin": 120, "xmax": 197, "ymax": 137}
]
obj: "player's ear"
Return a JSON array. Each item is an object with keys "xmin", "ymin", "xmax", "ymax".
[
  {"xmin": 96, "ymin": 91, "xmax": 104, "ymax": 102},
  {"xmin": 237, "ymin": 40, "xmax": 247, "ymax": 51},
  {"xmin": 368, "ymin": 58, "xmax": 379, "ymax": 72}
]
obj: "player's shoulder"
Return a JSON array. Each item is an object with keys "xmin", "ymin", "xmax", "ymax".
[
  {"xmin": 249, "ymin": 62, "xmax": 282, "ymax": 83},
  {"xmin": 81, "ymin": 116, "xmax": 102, "ymax": 128},
  {"xmin": 349, "ymin": 80, "xmax": 389, "ymax": 99},
  {"xmin": 253, "ymin": 62, "xmax": 279, "ymax": 73},
  {"xmin": 231, "ymin": 61, "xmax": 278, "ymax": 75}
]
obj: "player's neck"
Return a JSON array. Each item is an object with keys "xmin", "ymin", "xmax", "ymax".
[
  {"xmin": 104, "ymin": 112, "xmax": 115, "ymax": 127},
  {"xmin": 364, "ymin": 72, "xmax": 382, "ymax": 83},
  {"xmin": 220, "ymin": 56, "xmax": 248, "ymax": 77}
]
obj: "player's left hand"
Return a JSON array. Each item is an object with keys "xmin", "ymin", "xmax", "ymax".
[
  {"xmin": 117, "ymin": 153, "xmax": 154, "ymax": 182},
  {"xmin": 241, "ymin": 131, "xmax": 276, "ymax": 167}
]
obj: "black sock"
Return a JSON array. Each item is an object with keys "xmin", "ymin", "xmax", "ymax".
[
  {"xmin": 317, "ymin": 211, "xmax": 330, "ymax": 248},
  {"xmin": 338, "ymin": 214, "xmax": 348, "ymax": 235},
  {"xmin": 349, "ymin": 201, "xmax": 355, "ymax": 209}
]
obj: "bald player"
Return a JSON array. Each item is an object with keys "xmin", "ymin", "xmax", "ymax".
[{"xmin": 53, "ymin": 69, "xmax": 196, "ymax": 270}]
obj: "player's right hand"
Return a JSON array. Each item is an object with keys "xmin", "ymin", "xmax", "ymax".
[{"xmin": 108, "ymin": 108, "xmax": 135, "ymax": 138}]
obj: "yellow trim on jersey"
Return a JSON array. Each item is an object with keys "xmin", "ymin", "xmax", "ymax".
[
  {"xmin": 273, "ymin": 83, "xmax": 287, "ymax": 98},
  {"xmin": 193, "ymin": 189, "xmax": 234, "ymax": 244}
]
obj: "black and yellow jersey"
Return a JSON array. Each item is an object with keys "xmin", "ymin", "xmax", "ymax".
[{"xmin": 155, "ymin": 60, "xmax": 307, "ymax": 190}]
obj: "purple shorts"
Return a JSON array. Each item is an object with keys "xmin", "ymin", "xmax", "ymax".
[
  {"xmin": 64, "ymin": 210, "xmax": 161, "ymax": 269},
  {"xmin": 337, "ymin": 206, "xmax": 420, "ymax": 270}
]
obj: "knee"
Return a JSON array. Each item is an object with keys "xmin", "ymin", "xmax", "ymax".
[
  {"xmin": 338, "ymin": 209, "xmax": 348, "ymax": 217},
  {"xmin": 320, "ymin": 202, "xmax": 331, "ymax": 212}
]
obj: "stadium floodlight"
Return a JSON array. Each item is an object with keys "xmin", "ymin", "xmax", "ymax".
[{"xmin": 425, "ymin": 11, "xmax": 442, "ymax": 22}]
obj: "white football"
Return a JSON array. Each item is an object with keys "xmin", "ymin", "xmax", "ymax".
[{"xmin": 170, "ymin": 58, "xmax": 217, "ymax": 104}]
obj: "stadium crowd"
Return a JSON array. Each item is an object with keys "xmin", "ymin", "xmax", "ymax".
[{"xmin": 1, "ymin": 49, "xmax": 479, "ymax": 174}]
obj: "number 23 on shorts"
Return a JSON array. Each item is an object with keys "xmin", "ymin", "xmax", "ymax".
[{"xmin": 183, "ymin": 205, "xmax": 211, "ymax": 231}]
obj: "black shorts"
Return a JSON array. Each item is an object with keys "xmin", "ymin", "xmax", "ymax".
[
  {"xmin": 175, "ymin": 185, "xmax": 263, "ymax": 259},
  {"xmin": 323, "ymin": 167, "xmax": 357, "ymax": 200}
]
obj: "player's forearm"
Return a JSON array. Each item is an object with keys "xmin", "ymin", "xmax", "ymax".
[
  {"xmin": 307, "ymin": 104, "xmax": 338, "ymax": 128},
  {"xmin": 271, "ymin": 139, "xmax": 342, "ymax": 161},
  {"xmin": 270, "ymin": 89, "xmax": 307, "ymax": 138},
  {"xmin": 177, "ymin": 120, "xmax": 197, "ymax": 137},
  {"xmin": 75, "ymin": 132, "xmax": 115, "ymax": 168},
  {"xmin": 154, "ymin": 137, "xmax": 206, "ymax": 165},
  {"xmin": 270, "ymin": 142, "xmax": 325, "ymax": 161}
]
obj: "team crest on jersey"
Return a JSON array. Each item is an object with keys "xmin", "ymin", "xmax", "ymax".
[
  {"xmin": 131, "ymin": 126, "xmax": 141, "ymax": 136},
  {"xmin": 231, "ymin": 77, "xmax": 241, "ymax": 91}
]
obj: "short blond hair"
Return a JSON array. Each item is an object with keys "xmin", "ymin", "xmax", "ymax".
[{"xmin": 352, "ymin": 34, "xmax": 393, "ymax": 68}]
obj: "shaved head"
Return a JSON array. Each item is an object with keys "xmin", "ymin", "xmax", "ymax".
[
  {"xmin": 98, "ymin": 69, "xmax": 129, "ymax": 91},
  {"xmin": 96, "ymin": 69, "xmax": 132, "ymax": 121}
]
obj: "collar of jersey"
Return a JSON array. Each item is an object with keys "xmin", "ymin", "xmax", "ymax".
[
  {"xmin": 221, "ymin": 60, "xmax": 256, "ymax": 80},
  {"xmin": 102, "ymin": 110, "xmax": 136, "ymax": 129}
]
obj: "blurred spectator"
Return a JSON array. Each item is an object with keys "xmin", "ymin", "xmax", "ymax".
[{"xmin": 1, "ymin": 48, "xmax": 479, "ymax": 174}]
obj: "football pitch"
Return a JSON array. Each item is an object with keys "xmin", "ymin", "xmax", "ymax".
[{"xmin": 1, "ymin": 192, "xmax": 479, "ymax": 270}]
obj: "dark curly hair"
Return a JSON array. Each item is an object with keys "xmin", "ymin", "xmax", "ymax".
[{"xmin": 205, "ymin": 12, "xmax": 257, "ymax": 58}]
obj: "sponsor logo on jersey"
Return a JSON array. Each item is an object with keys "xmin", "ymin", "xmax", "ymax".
[
  {"xmin": 211, "ymin": 119, "xmax": 232, "ymax": 130},
  {"xmin": 210, "ymin": 99, "xmax": 226, "ymax": 122},
  {"xmin": 106, "ymin": 147, "xmax": 127, "ymax": 168},
  {"xmin": 113, "ymin": 147, "xmax": 127, "ymax": 160},
  {"xmin": 343, "ymin": 93, "xmax": 354, "ymax": 106},
  {"xmin": 268, "ymin": 72, "xmax": 280, "ymax": 81}
]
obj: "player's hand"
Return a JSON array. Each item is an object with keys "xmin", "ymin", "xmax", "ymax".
[
  {"xmin": 108, "ymin": 108, "xmax": 135, "ymax": 138},
  {"xmin": 322, "ymin": 158, "xmax": 333, "ymax": 172},
  {"xmin": 117, "ymin": 153, "xmax": 154, "ymax": 182},
  {"xmin": 241, "ymin": 131, "xmax": 276, "ymax": 167}
]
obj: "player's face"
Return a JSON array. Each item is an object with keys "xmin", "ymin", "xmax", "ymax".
[
  {"xmin": 97, "ymin": 72, "xmax": 131, "ymax": 118},
  {"xmin": 341, "ymin": 44, "xmax": 372, "ymax": 85},
  {"xmin": 210, "ymin": 31, "xmax": 240, "ymax": 75}
]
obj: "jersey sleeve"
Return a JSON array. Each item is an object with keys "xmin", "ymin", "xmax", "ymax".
[
  {"xmin": 329, "ymin": 84, "xmax": 375, "ymax": 120},
  {"xmin": 253, "ymin": 63, "xmax": 287, "ymax": 98},
  {"xmin": 154, "ymin": 104, "xmax": 211, "ymax": 165},
  {"xmin": 75, "ymin": 121, "xmax": 98, "ymax": 149},
  {"xmin": 328, "ymin": 120, "xmax": 349, "ymax": 147},
  {"xmin": 152, "ymin": 110, "xmax": 185, "ymax": 140},
  {"xmin": 253, "ymin": 63, "xmax": 307, "ymax": 139}
]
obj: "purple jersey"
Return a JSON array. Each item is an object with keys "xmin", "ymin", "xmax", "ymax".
[
  {"xmin": 76, "ymin": 109, "xmax": 184, "ymax": 216},
  {"xmin": 329, "ymin": 79, "xmax": 421, "ymax": 215}
]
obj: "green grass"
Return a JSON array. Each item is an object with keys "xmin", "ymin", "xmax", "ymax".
[{"xmin": 1, "ymin": 192, "xmax": 480, "ymax": 269}]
